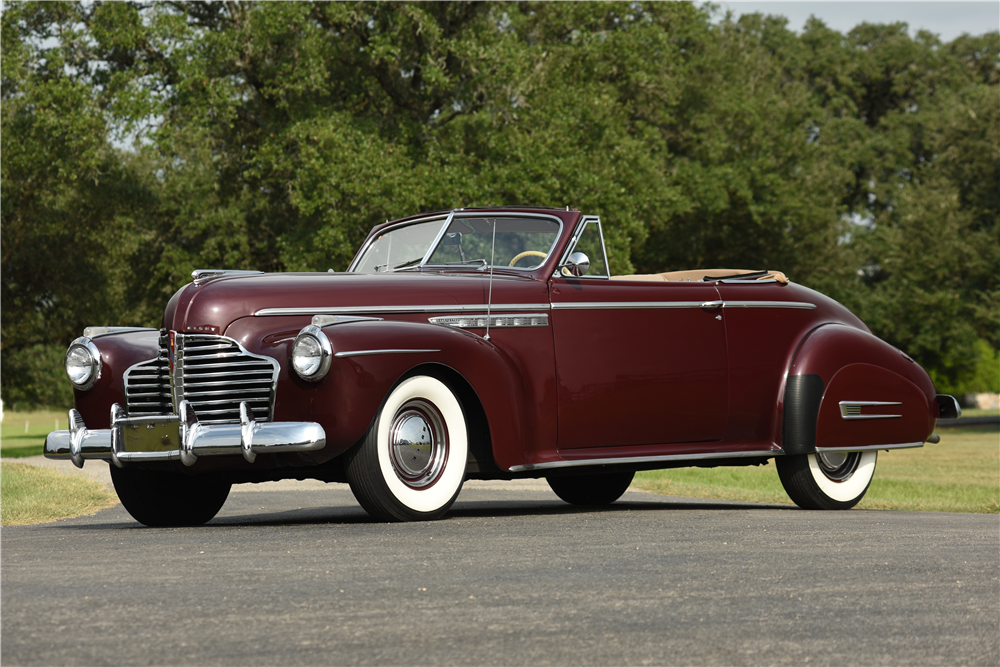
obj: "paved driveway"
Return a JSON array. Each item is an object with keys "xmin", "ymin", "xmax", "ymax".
[{"xmin": 2, "ymin": 465, "xmax": 998, "ymax": 666}]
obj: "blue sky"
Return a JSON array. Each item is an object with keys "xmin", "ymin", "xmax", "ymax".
[{"xmin": 713, "ymin": 2, "xmax": 999, "ymax": 41}]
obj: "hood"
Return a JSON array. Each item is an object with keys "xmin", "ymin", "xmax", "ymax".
[{"xmin": 163, "ymin": 271, "xmax": 545, "ymax": 334}]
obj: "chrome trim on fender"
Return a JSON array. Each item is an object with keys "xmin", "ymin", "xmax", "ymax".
[
  {"xmin": 333, "ymin": 349, "xmax": 441, "ymax": 359},
  {"xmin": 45, "ymin": 403, "xmax": 325, "ymax": 466},
  {"xmin": 508, "ymin": 449, "xmax": 780, "ymax": 472},
  {"xmin": 839, "ymin": 401, "xmax": 902, "ymax": 420},
  {"xmin": 429, "ymin": 313, "xmax": 549, "ymax": 329},
  {"xmin": 311, "ymin": 314, "xmax": 383, "ymax": 327},
  {"xmin": 816, "ymin": 441, "xmax": 923, "ymax": 452},
  {"xmin": 255, "ymin": 303, "xmax": 552, "ymax": 317}
]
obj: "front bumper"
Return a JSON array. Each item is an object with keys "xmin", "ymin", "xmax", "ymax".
[{"xmin": 45, "ymin": 400, "xmax": 325, "ymax": 468}]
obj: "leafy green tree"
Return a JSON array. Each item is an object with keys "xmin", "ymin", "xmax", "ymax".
[{"xmin": 1, "ymin": 1, "xmax": 996, "ymax": 407}]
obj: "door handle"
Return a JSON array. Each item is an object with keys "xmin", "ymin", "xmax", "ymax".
[{"xmin": 700, "ymin": 300, "xmax": 724, "ymax": 309}]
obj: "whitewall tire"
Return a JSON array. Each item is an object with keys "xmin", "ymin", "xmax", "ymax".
[
  {"xmin": 776, "ymin": 450, "xmax": 877, "ymax": 510},
  {"xmin": 346, "ymin": 376, "xmax": 468, "ymax": 521}
]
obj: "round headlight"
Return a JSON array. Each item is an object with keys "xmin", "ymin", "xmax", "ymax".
[
  {"xmin": 65, "ymin": 337, "xmax": 102, "ymax": 390},
  {"xmin": 291, "ymin": 325, "xmax": 332, "ymax": 381}
]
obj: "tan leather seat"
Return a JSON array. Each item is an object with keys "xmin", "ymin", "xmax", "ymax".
[{"xmin": 611, "ymin": 269, "xmax": 788, "ymax": 284}]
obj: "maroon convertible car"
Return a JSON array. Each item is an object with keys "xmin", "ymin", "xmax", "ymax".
[{"xmin": 46, "ymin": 206, "xmax": 959, "ymax": 525}]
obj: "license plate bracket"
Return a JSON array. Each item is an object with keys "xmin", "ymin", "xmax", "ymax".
[{"xmin": 123, "ymin": 421, "xmax": 179, "ymax": 453}]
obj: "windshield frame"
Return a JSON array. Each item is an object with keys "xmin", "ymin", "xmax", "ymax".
[{"xmin": 348, "ymin": 210, "xmax": 565, "ymax": 274}]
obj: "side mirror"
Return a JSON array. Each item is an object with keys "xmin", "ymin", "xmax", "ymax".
[{"xmin": 561, "ymin": 252, "xmax": 590, "ymax": 277}]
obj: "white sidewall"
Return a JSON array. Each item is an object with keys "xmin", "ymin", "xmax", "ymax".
[
  {"xmin": 808, "ymin": 451, "xmax": 877, "ymax": 502},
  {"xmin": 376, "ymin": 376, "xmax": 468, "ymax": 513}
]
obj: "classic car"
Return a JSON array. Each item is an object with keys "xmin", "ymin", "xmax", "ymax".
[{"xmin": 46, "ymin": 206, "xmax": 960, "ymax": 525}]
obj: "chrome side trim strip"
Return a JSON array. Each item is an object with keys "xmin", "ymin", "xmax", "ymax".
[
  {"xmin": 839, "ymin": 401, "xmax": 902, "ymax": 420},
  {"xmin": 508, "ymin": 449, "xmax": 780, "ymax": 472},
  {"xmin": 333, "ymin": 348, "xmax": 440, "ymax": 359},
  {"xmin": 255, "ymin": 303, "xmax": 552, "ymax": 317},
  {"xmin": 721, "ymin": 301, "xmax": 816, "ymax": 309},
  {"xmin": 429, "ymin": 313, "xmax": 549, "ymax": 329},
  {"xmin": 816, "ymin": 442, "xmax": 923, "ymax": 452},
  {"xmin": 549, "ymin": 301, "xmax": 817, "ymax": 311},
  {"xmin": 550, "ymin": 301, "xmax": 707, "ymax": 310}
]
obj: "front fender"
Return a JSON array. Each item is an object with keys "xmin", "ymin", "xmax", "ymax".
[
  {"xmin": 782, "ymin": 324, "xmax": 937, "ymax": 453},
  {"xmin": 73, "ymin": 330, "xmax": 162, "ymax": 429},
  {"xmin": 226, "ymin": 318, "xmax": 541, "ymax": 470}
]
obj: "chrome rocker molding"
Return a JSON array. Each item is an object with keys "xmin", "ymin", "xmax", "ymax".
[
  {"xmin": 816, "ymin": 441, "xmax": 924, "ymax": 452},
  {"xmin": 45, "ymin": 402, "xmax": 326, "ymax": 468},
  {"xmin": 508, "ymin": 449, "xmax": 780, "ymax": 472},
  {"xmin": 509, "ymin": 440, "xmax": 926, "ymax": 472}
]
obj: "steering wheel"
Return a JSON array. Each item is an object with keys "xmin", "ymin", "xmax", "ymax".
[{"xmin": 508, "ymin": 251, "xmax": 548, "ymax": 267}]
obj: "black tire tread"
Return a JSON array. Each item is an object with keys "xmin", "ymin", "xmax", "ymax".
[
  {"xmin": 110, "ymin": 466, "xmax": 231, "ymax": 527},
  {"xmin": 547, "ymin": 471, "xmax": 635, "ymax": 506}
]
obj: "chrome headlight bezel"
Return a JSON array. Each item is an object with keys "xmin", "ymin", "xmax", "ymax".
[
  {"xmin": 65, "ymin": 337, "xmax": 103, "ymax": 391},
  {"xmin": 290, "ymin": 325, "xmax": 333, "ymax": 382}
]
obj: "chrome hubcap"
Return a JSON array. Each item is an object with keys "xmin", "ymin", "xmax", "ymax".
[
  {"xmin": 388, "ymin": 400, "xmax": 448, "ymax": 489},
  {"xmin": 816, "ymin": 451, "xmax": 861, "ymax": 481}
]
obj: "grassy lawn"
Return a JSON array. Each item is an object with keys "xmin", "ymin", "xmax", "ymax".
[
  {"xmin": 1, "ymin": 409, "xmax": 69, "ymax": 458},
  {"xmin": 634, "ymin": 425, "xmax": 999, "ymax": 513},
  {"xmin": 1, "ymin": 462, "xmax": 118, "ymax": 526}
]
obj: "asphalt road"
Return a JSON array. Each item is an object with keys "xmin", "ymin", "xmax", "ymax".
[{"xmin": 2, "ymin": 474, "xmax": 998, "ymax": 666}]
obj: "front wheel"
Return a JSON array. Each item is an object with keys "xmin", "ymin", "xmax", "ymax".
[
  {"xmin": 547, "ymin": 471, "xmax": 635, "ymax": 506},
  {"xmin": 110, "ymin": 466, "xmax": 231, "ymax": 527},
  {"xmin": 776, "ymin": 450, "xmax": 877, "ymax": 510},
  {"xmin": 345, "ymin": 376, "xmax": 468, "ymax": 522}
]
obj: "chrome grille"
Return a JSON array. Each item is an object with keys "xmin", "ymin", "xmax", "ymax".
[{"xmin": 124, "ymin": 333, "xmax": 278, "ymax": 424}]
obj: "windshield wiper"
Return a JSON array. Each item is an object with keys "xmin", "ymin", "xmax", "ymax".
[{"xmin": 392, "ymin": 257, "xmax": 425, "ymax": 270}]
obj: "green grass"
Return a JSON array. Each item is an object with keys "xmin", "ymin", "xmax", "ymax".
[
  {"xmin": 1, "ymin": 409, "xmax": 68, "ymax": 458},
  {"xmin": 635, "ymin": 425, "xmax": 1000, "ymax": 513},
  {"xmin": 0, "ymin": 461, "xmax": 118, "ymax": 526},
  {"xmin": 959, "ymin": 407, "xmax": 999, "ymax": 418}
]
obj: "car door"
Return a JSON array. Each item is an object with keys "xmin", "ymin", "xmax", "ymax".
[{"xmin": 549, "ymin": 218, "xmax": 730, "ymax": 449}]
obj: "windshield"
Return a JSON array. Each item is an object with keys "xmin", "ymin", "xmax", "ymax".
[{"xmin": 352, "ymin": 215, "xmax": 561, "ymax": 272}]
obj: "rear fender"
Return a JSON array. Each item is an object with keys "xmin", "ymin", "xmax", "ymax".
[{"xmin": 783, "ymin": 324, "xmax": 936, "ymax": 453}]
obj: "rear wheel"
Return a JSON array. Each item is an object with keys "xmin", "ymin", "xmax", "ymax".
[
  {"xmin": 776, "ymin": 450, "xmax": 877, "ymax": 510},
  {"xmin": 110, "ymin": 466, "xmax": 231, "ymax": 527},
  {"xmin": 547, "ymin": 471, "xmax": 635, "ymax": 506},
  {"xmin": 345, "ymin": 376, "xmax": 468, "ymax": 522}
]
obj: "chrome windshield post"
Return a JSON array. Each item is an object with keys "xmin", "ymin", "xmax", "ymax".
[{"xmin": 413, "ymin": 209, "xmax": 457, "ymax": 270}]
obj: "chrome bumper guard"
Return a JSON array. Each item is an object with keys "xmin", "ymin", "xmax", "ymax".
[{"xmin": 45, "ymin": 400, "xmax": 326, "ymax": 469}]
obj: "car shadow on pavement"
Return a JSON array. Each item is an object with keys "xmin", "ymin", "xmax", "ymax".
[{"xmin": 40, "ymin": 496, "xmax": 796, "ymax": 531}]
